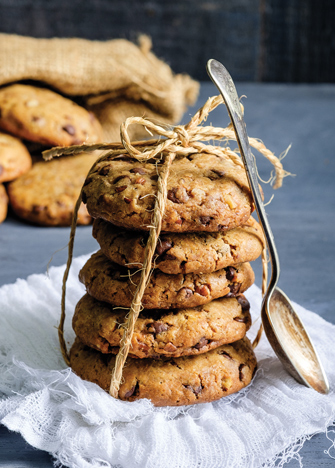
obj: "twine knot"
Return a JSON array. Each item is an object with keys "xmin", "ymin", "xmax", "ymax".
[{"xmin": 173, "ymin": 125, "xmax": 190, "ymax": 147}]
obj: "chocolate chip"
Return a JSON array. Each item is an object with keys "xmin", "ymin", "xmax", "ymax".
[
  {"xmin": 151, "ymin": 322, "xmax": 169, "ymax": 334},
  {"xmin": 124, "ymin": 386, "xmax": 136, "ymax": 398},
  {"xmin": 218, "ymin": 224, "xmax": 228, "ymax": 231},
  {"xmin": 229, "ymin": 283, "xmax": 241, "ymax": 296},
  {"xmin": 185, "ymin": 385, "xmax": 203, "ymax": 395},
  {"xmin": 179, "ymin": 287, "xmax": 193, "ymax": 298},
  {"xmin": 99, "ymin": 166, "xmax": 110, "ymax": 176},
  {"xmin": 199, "ymin": 216, "xmax": 211, "ymax": 226},
  {"xmin": 134, "ymin": 177, "xmax": 145, "ymax": 185},
  {"xmin": 138, "ymin": 343, "xmax": 150, "ymax": 352},
  {"xmin": 175, "ymin": 218, "xmax": 183, "ymax": 225},
  {"xmin": 219, "ymin": 351, "xmax": 232, "ymax": 359},
  {"xmin": 113, "ymin": 175, "xmax": 129, "ymax": 184},
  {"xmin": 233, "ymin": 316, "xmax": 248, "ymax": 323},
  {"xmin": 194, "ymin": 337, "xmax": 208, "ymax": 349},
  {"xmin": 236, "ymin": 295, "xmax": 250, "ymax": 311},
  {"xmin": 155, "ymin": 240, "xmax": 173, "ymax": 256},
  {"xmin": 165, "ymin": 254, "xmax": 177, "ymax": 262},
  {"xmin": 115, "ymin": 185, "xmax": 127, "ymax": 193},
  {"xmin": 130, "ymin": 167, "xmax": 147, "ymax": 174},
  {"xmin": 62, "ymin": 124, "xmax": 76, "ymax": 135},
  {"xmin": 164, "ymin": 342, "xmax": 177, "ymax": 353},
  {"xmin": 195, "ymin": 285, "xmax": 210, "ymax": 296},
  {"xmin": 239, "ymin": 363, "xmax": 245, "ymax": 381},
  {"xmin": 167, "ymin": 188, "xmax": 181, "ymax": 204},
  {"xmin": 226, "ymin": 266, "xmax": 236, "ymax": 281},
  {"xmin": 212, "ymin": 169, "xmax": 225, "ymax": 177},
  {"xmin": 124, "ymin": 197, "xmax": 132, "ymax": 204}
]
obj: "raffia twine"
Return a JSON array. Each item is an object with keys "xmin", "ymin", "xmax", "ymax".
[{"xmin": 44, "ymin": 94, "xmax": 289, "ymax": 397}]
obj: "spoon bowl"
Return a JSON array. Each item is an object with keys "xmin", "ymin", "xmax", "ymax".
[
  {"xmin": 207, "ymin": 58, "xmax": 329, "ymax": 394},
  {"xmin": 263, "ymin": 287, "xmax": 329, "ymax": 393}
]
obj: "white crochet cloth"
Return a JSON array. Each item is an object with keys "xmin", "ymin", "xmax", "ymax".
[{"xmin": 0, "ymin": 254, "xmax": 334, "ymax": 468}]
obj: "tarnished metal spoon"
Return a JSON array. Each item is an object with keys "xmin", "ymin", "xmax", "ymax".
[{"xmin": 207, "ymin": 59, "xmax": 329, "ymax": 394}]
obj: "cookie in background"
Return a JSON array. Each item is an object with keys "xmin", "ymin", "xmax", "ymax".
[
  {"xmin": 0, "ymin": 132, "xmax": 32, "ymax": 183},
  {"xmin": 7, "ymin": 152, "xmax": 101, "ymax": 226},
  {"xmin": 0, "ymin": 84, "xmax": 103, "ymax": 147}
]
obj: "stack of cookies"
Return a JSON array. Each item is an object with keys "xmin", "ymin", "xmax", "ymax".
[
  {"xmin": 0, "ymin": 84, "xmax": 103, "ymax": 225},
  {"xmin": 70, "ymin": 152, "xmax": 263, "ymax": 406}
]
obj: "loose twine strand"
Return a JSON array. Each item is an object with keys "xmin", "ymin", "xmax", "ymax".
[{"xmin": 44, "ymin": 95, "xmax": 289, "ymax": 396}]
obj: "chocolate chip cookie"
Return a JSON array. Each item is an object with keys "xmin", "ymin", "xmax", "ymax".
[
  {"xmin": 7, "ymin": 152, "xmax": 100, "ymax": 226},
  {"xmin": 0, "ymin": 132, "xmax": 32, "ymax": 183},
  {"xmin": 0, "ymin": 84, "xmax": 103, "ymax": 146},
  {"xmin": 82, "ymin": 153, "xmax": 253, "ymax": 232},
  {"xmin": 70, "ymin": 336, "xmax": 257, "ymax": 406},
  {"xmin": 93, "ymin": 216, "xmax": 264, "ymax": 274},
  {"xmin": 73, "ymin": 293, "xmax": 252, "ymax": 358},
  {"xmin": 0, "ymin": 183, "xmax": 8, "ymax": 223},
  {"xmin": 79, "ymin": 250, "xmax": 255, "ymax": 309}
]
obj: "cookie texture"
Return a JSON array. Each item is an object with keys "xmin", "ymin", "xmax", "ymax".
[
  {"xmin": 7, "ymin": 152, "xmax": 100, "ymax": 226},
  {"xmin": 82, "ymin": 153, "xmax": 253, "ymax": 232},
  {"xmin": 70, "ymin": 336, "xmax": 257, "ymax": 406},
  {"xmin": 93, "ymin": 216, "xmax": 264, "ymax": 274},
  {"xmin": 0, "ymin": 183, "xmax": 8, "ymax": 223},
  {"xmin": 73, "ymin": 293, "xmax": 252, "ymax": 358},
  {"xmin": 0, "ymin": 84, "xmax": 103, "ymax": 146},
  {"xmin": 79, "ymin": 250, "xmax": 255, "ymax": 309},
  {"xmin": 0, "ymin": 132, "xmax": 32, "ymax": 183}
]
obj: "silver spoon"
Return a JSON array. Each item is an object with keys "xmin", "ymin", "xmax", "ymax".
[{"xmin": 207, "ymin": 59, "xmax": 329, "ymax": 394}]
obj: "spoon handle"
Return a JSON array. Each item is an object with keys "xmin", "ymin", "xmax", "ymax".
[{"xmin": 206, "ymin": 59, "xmax": 280, "ymax": 289}]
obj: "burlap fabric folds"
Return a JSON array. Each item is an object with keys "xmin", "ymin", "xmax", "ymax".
[{"xmin": 0, "ymin": 34, "xmax": 199, "ymax": 140}]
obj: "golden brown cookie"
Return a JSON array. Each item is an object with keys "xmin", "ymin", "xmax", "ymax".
[
  {"xmin": 0, "ymin": 183, "xmax": 8, "ymax": 223},
  {"xmin": 82, "ymin": 153, "xmax": 253, "ymax": 232},
  {"xmin": 72, "ymin": 293, "xmax": 252, "ymax": 359},
  {"xmin": 79, "ymin": 250, "xmax": 255, "ymax": 309},
  {"xmin": 0, "ymin": 84, "xmax": 103, "ymax": 146},
  {"xmin": 0, "ymin": 132, "xmax": 32, "ymax": 183},
  {"xmin": 93, "ymin": 216, "xmax": 264, "ymax": 274},
  {"xmin": 7, "ymin": 152, "xmax": 100, "ymax": 226},
  {"xmin": 70, "ymin": 336, "xmax": 257, "ymax": 406}
]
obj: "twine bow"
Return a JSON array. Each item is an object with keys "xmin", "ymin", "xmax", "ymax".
[{"xmin": 43, "ymin": 95, "xmax": 290, "ymax": 398}]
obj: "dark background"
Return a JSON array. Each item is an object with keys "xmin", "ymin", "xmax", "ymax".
[{"xmin": 0, "ymin": 0, "xmax": 334, "ymax": 82}]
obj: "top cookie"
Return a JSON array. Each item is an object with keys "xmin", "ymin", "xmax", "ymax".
[
  {"xmin": 82, "ymin": 153, "xmax": 253, "ymax": 232},
  {"xmin": 0, "ymin": 84, "xmax": 103, "ymax": 146},
  {"xmin": 0, "ymin": 132, "xmax": 32, "ymax": 183}
]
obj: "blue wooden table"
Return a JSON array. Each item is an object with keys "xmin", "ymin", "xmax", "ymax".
[{"xmin": 0, "ymin": 83, "xmax": 334, "ymax": 467}]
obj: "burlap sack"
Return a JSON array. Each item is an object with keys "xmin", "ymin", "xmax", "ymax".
[{"xmin": 0, "ymin": 34, "xmax": 199, "ymax": 141}]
